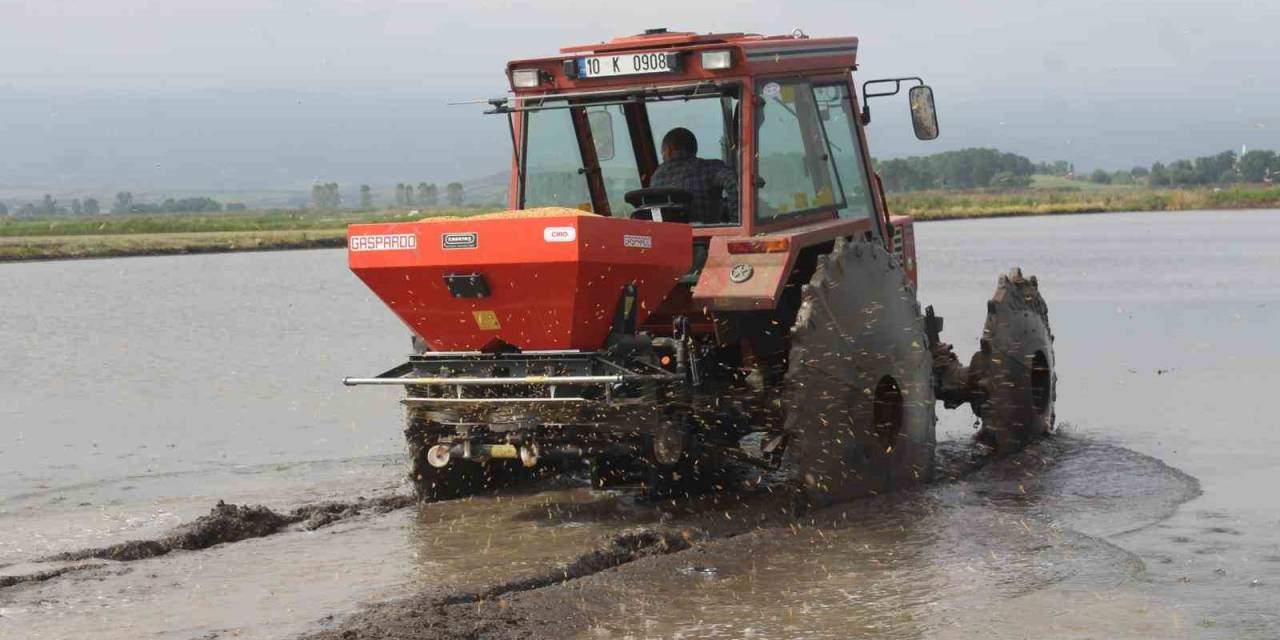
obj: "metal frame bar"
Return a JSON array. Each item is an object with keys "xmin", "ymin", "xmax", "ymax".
[
  {"xmin": 403, "ymin": 397, "xmax": 594, "ymax": 404},
  {"xmin": 344, "ymin": 374, "xmax": 652, "ymax": 387},
  {"xmin": 410, "ymin": 349, "xmax": 584, "ymax": 358},
  {"xmin": 858, "ymin": 76, "xmax": 923, "ymax": 125},
  {"xmin": 343, "ymin": 350, "xmax": 680, "ymax": 388},
  {"xmin": 485, "ymin": 81, "xmax": 729, "ymax": 114}
]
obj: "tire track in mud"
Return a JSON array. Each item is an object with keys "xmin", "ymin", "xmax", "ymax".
[
  {"xmin": 1, "ymin": 494, "xmax": 416, "ymax": 589},
  {"xmin": 0, "ymin": 563, "xmax": 105, "ymax": 588},
  {"xmin": 441, "ymin": 528, "xmax": 695, "ymax": 605},
  {"xmin": 301, "ymin": 433, "xmax": 1204, "ymax": 640},
  {"xmin": 5, "ymin": 432, "xmax": 1202, "ymax": 640},
  {"xmin": 0, "ymin": 426, "xmax": 1031, "ymax": 592}
]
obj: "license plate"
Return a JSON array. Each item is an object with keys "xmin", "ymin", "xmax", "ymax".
[{"xmin": 577, "ymin": 51, "xmax": 679, "ymax": 79}]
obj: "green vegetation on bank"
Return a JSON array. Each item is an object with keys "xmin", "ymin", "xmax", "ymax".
[
  {"xmin": 889, "ymin": 184, "xmax": 1280, "ymax": 220},
  {"xmin": 877, "ymin": 147, "xmax": 1280, "ymax": 192}
]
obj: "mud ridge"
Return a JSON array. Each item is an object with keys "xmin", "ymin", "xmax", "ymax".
[
  {"xmin": 46, "ymin": 494, "xmax": 415, "ymax": 563},
  {"xmin": 0, "ymin": 563, "xmax": 105, "ymax": 588},
  {"xmin": 302, "ymin": 527, "xmax": 699, "ymax": 640},
  {"xmin": 443, "ymin": 528, "xmax": 694, "ymax": 605}
]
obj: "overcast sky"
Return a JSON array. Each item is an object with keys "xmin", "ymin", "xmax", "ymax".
[{"xmin": 2, "ymin": 0, "xmax": 1278, "ymax": 194}]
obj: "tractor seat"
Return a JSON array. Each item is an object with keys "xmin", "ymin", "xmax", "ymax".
[{"xmin": 624, "ymin": 187, "xmax": 693, "ymax": 224}]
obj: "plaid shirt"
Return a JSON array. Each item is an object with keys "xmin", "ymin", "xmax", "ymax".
[{"xmin": 650, "ymin": 152, "xmax": 738, "ymax": 224}]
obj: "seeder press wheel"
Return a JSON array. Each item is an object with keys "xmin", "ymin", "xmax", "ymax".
[
  {"xmin": 783, "ymin": 238, "xmax": 937, "ymax": 505},
  {"xmin": 404, "ymin": 408, "xmax": 529, "ymax": 502}
]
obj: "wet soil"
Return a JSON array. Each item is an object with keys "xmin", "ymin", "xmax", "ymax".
[
  {"xmin": 0, "ymin": 562, "xmax": 103, "ymax": 589},
  {"xmin": 22, "ymin": 495, "xmax": 415, "ymax": 567},
  {"xmin": 299, "ymin": 510, "xmax": 769, "ymax": 640},
  {"xmin": 2, "ymin": 431, "xmax": 1199, "ymax": 640},
  {"xmin": 300, "ymin": 434, "xmax": 1204, "ymax": 640}
]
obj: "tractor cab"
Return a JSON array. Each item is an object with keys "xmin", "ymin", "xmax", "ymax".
[
  {"xmin": 490, "ymin": 29, "xmax": 938, "ymax": 323},
  {"xmin": 493, "ymin": 28, "xmax": 937, "ymax": 241}
]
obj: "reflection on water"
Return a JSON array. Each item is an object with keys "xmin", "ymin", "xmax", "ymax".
[{"xmin": 584, "ymin": 436, "xmax": 1193, "ymax": 640}]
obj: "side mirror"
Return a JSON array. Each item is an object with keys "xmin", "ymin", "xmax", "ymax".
[
  {"xmin": 586, "ymin": 109, "xmax": 615, "ymax": 162},
  {"xmin": 908, "ymin": 85, "xmax": 939, "ymax": 141}
]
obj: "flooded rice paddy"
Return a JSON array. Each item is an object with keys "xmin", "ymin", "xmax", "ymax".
[{"xmin": 1, "ymin": 209, "xmax": 1278, "ymax": 638}]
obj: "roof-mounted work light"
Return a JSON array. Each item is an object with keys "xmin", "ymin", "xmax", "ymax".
[
  {"xmin": 700, "ymin": 50, "xmax": 732, "ymax": 70},
  {"xmin": 511, "ymin": 69, "xmax": 542, "ymax": 88}
]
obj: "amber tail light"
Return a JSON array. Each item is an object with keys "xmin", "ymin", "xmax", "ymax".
[{"xmin": 727, "ymin": 238, "xmax": 790, "ymax": 254}]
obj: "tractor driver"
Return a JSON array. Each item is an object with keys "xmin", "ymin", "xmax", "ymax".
[{"xmin": 650, "ymin": 127, "xmax": 738, "ymax": 224}]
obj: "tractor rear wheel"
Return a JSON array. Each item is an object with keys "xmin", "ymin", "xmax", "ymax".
[
  {"xmin": 970, "ymin": 268, "xmax": 1057, "ymax": 452},
  {"xmin": 783, "ymin": 238, "xmax": 936, "ymax": 506}
]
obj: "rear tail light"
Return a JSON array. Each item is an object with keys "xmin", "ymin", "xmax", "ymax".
[{"xmin": 727, "ymin": 238, "xmax": 790, "ymax": 254}]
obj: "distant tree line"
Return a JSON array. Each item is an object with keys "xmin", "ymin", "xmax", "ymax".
[
  {"xmin": 873, "ymin": 147, "xmax": 1280, "ymax": 192},
  {"xmin": 2, "ymin": 181, "xmax": 473, "ymax": 218},
  {"xmin": 1089, "ymin": 149, "xmax": 1280, "ymax": 186},
  {"xmin": 876, "ymin": 148, "xmax": 1038, "ymax": 192},
  {"xmin": 0, "ymin": 192, "xmax": 254, "ymax": 217},
  {"xmin": 386, "ymin": 182, "xmax": 466, "ymax": 208},
  {"xmin": 5, "ymin": 195, "xmax": 102, "ymax": 217},
  {"xmin": 110, "ymin": 192, "xmax": 229, "ymax": 214},
  {"xmin": 310, "ymin": 181, "xmax": 467, "ymax": 210},
  {"xmin": 311, "ymin": 183, "xmax": 342, "ymax": 210}
]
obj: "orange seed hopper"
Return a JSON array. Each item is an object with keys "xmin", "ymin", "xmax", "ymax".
[{"xmin": 348, "ymin": 208, "xmax": 692, "ymax": 352}]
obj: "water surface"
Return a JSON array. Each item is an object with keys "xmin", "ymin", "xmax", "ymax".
[{"xmin": 2, "ymin": 210, "xmax": 1277, "ymax": 638}]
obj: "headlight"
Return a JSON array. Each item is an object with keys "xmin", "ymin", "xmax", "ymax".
[
  {"xmin": 512, "ymin": 69, "xmax": 541, "ymax": 88},
  {"xmin": 700, "ymin": 50, "xmax": 732, "ymax": 70}
]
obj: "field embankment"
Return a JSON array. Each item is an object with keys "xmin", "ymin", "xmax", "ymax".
[
  {"xmin": 0, "ymin": 229, "xmax": 348, "ymax": 261},
  {"xmin": 0, "ymin": 208, "xmax": 476, "ymax": 262},
  {"xmin": 3, "ymin": 185, "xmax": 1279, "ymax": 262},
  {"xmin": 891, "ymin": 184, "xmax": 1280, "ymax": 220}
]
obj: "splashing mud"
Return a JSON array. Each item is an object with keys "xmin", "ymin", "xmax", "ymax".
[
  {"xmin": 0, "ymin": 435, "xmax": 1212, "ymax": 640},
  {"xmin": 296, "ymin": 434, "xmax": 1204, "ymax": 640}
]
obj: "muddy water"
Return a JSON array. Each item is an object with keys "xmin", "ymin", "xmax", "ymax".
[
  {"xmin": 585, "ymin": 438, "xmax": 1200, "ymax": 639},
  {"xmin": 2, "ymin": 210, "xmax": 1278, "ymax": 639},
  {"xmin": 591, "ymin": 210, "xmax": 1280, "ymax": 639}
]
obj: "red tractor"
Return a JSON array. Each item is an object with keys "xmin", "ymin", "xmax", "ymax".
[{"xmin": 345, "ymin": 29, "xmax": 1056, "ymax": 505}]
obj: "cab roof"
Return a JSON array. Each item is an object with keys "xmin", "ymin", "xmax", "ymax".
[
  {"xmin": 559, "ymin": 29, "xmax": 765, "ymax": 54},
  {"xmin": 506, "ymin": 28, "xmax": 858, "ymax": 79}
]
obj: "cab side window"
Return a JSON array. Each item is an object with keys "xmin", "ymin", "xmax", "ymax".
[{"xmin": 755, "ymin": 80, "xmax": 843, "ymax": 222}]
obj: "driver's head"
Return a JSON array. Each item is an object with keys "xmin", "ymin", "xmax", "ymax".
[{"xmin": 661, "ymin": 127, "xmax": 698, "ymax": 162}]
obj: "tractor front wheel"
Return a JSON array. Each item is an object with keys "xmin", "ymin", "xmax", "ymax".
[{"xmin": 970, "ymin": 268, "xmax": 1057, "ymax": 452}]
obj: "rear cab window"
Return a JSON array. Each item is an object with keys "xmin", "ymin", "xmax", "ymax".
[
  {"xmin": 755, "ymin": 80, "xmax": 841, "ymax": 223},
  {"xmin": 812, "ymin": 84, "xmax": 875, "ymax": 220},
  {"xmin": 754, "ymin": 79, "xmax": 875, "ymax": 224}
]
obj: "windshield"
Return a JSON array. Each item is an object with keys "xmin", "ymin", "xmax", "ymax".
[
  {"xmin": 522, "ymin": 106, "xmax": 592, "ymax": 209},
  {"xmin": 519, "ymin": 89, "xmax": 740, "ymax": 225}
]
